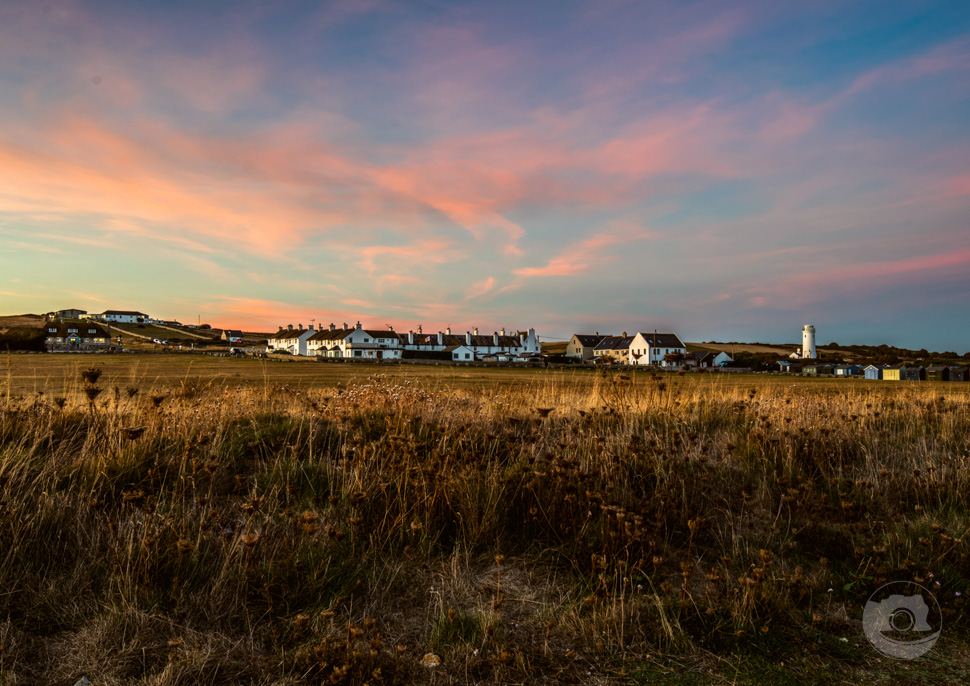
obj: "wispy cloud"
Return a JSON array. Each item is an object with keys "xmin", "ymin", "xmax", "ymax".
[{"xmin": 515, "ymin": 223, "xmax": 653, "ymax": 278}]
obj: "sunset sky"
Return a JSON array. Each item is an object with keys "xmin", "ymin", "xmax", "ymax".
[{"xmin": 1, "ymin": 1, "xmax": 968, "ymax": 351}]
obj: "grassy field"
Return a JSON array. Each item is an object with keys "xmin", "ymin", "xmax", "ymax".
[{"xmin": 0, "ymin": 355, "xmax": 968, "ymax": 684}]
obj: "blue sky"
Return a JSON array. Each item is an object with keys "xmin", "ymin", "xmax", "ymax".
[{"xmin": 1, "ymin": 0, "xmax": 968, "ymax": 350}]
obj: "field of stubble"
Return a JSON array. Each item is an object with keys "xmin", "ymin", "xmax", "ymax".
[{"xmin": 0, "ymin": 355, "xmax": 968, "ymax": 684}]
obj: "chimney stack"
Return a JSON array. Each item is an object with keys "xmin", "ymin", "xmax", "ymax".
[
  {"xmin": 466, "ymin": 331, "xmax": 472, "ymax": 345},
  {"xmin": 288, "ymin": 324, "xmax": 293, "ymax": 331},
  {"xmin": 408, "ymin": 331, "xmax": 414, "ymax": 345},
  {"xmin": 493, "ymin": 331, "xmax": 499, "ymax": 346},
  {"xmin": 500, "ymin": 327, "xmax": 505, "ymax": 336},
  {"xmin": 299, "ymin": 323, "xmax": 304, "ymax": 331},
  {"xmin": 437, "ymin": 331, "xmax": 443, "ymax": 345},
  {"xmin": 342, "ymin": 322, "xmax": 347, "ymax": 330},
  {"xmin": 418, "ymin": 324, "xmax": 423, "ymax": 334},
  {"xmin": 329, "ymin": 322, "xmax": 335, "ymax": 331},
  {"xmin": 473, "ymin": 327, "xmax": 479, "ymax": 336},
  {"xmin": 356, "ymin": 321, "xmax": 361, "ymax": 330},
  {"xmin": 446, "ymin": 326, "xmax": 451, "ymax": 335}
]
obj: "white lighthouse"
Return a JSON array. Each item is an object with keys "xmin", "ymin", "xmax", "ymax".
[{"xmin": 802, "ymin": 325, "xmax": 817, "ymax": 360}]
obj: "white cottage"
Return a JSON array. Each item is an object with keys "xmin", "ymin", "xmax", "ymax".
[
  {"xmin": 628, "ymin": 332, "xmax": 687, "ymax": 367},
  {"xmin": 267, "ymin": 324, "xmax": 315, "ymax": 356}
]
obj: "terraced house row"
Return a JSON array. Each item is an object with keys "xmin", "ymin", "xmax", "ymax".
[{"xmin": 267, "ymin": 322, "xmax": 541, "ymax": 362}]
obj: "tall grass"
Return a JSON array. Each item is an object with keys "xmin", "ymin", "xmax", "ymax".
[{"xmin": 0, "ymin": 368, "xmax": 967, "ymax": 683}]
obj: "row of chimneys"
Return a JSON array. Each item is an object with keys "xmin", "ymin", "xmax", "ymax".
[
  {"xmin": 278, "ymin": 322, "xmax": 533, "ymax": 348},
  {"xmin": 282, "ymin": 321, "xmax": 362, "ymax": 332}
]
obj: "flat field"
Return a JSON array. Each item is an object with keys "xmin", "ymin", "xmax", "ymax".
[{"xmin": 0, "ymin": 354, "xmax": 968, "ymax": 684}]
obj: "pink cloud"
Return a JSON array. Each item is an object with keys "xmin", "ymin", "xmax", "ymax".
[
  {"xmin": 514, "ymin": 223, "xmax": 653, "ymax": 278},
  {"xmin": 464, "ymin": 277, "xmax": 496, "ymax": 300},
  {"xmin": 739, "ymin": 248, "xmax": 970, "ymax": 311}
]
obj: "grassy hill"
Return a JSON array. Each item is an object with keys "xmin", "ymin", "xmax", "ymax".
[{"xmin": 0, "ymin": 314, "xmax": 46, "ymax": 333}]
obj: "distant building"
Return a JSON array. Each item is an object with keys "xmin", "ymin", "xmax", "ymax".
[
  {"xmin": 94, "ymin": 310, "xmax": 150, "ymax": 324},
  {"xmin": 221, "ymin": 330, "xmax": 244, "ymax": 343},
  {"xmin": 51, "ymin": 308, "xmax": 87, "ymax": 319},
  {"xmin": 863, "ymin": 364, "xmax": 885, "ymax": 380},
  {"xmin": 299, "ymin": 322, "xmax": 540, "ymax": 361},
  {"xmin": 883, "ymin": 366, "xmax": 925, "ymax": 381},
  {"xmin": 925, "ymin": 366, "xmax": 950, "ymax": 382},
  {"xmin": 948, "ymin": 367, "xmax": 969, "ymax": 382},
  {"xmin": 267, "ymin": 324, "xmax": 316, "ymax": 356},
  {"xmin": 713, "ymin": 351, "xmax": 734, "ymax": 367},
  {"xmin": 903, "ymin": 367, "xmax": 926, "ymax": 381},
  {"xmin": 45, "ymin": 321, "xmax": 111, "ymax": 351},
  {"xmin": 593, "ymin": 335, "xmax": 634, "ymax": 364},
  {"xmin": 802, "ymin": 364, "xmax": 833, "ymax": 376},
  {"xmin": 801, "ymin": 325, "xmax": 817, "ymax": 359},
  {"xmin": 628, "ymin": 332, "xmax": 687, "ymax": 367},
  {"xmin": 685, "ymin": 351, "xmax": 716, "ymax": 369},
  {"xmin": 833, "ymin": 364, "xmax": 862, "ymax": 377},
  {"xmin": 566, "ymin": 334, "xmax": 609, "ymax": 361}
]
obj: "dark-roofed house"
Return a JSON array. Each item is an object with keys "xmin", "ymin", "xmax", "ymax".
[
  {"xmin": 593, "ymin": 335, "xmax": 635, "ymax": 364},
  {"xmin": 685, "ymin": 351, "xmax": 716, "ymax": 369},
  {"xmin": 628, "ymin": 332, "xmax": 687, "ymax": 367},
  {"xmin": 777, "ymin": 360, "xmax": 803, "ymax": 373},
  {"xmin": 925, "ymin": 366, "xmax": 950, "ymax": 382},
  {"xmin": 45, "ymin": 321, "xmax": 111, "ymax": 351},
  {"xmin": 802, "ymin": 364, "xmax": 834, "ymax": 376},
  {"xmin": 52, "ymin": 308, "xmax": 87, "ymax": 319},
  {"xmin": 833, "ymin": 364, "xmax": 863, "ymax": 377},
  {"xmin": 221, "ymin": 330, "xmax": 244, "ymax": 343},
  {"xmin": 566, "ymin": 334, "xmax": 609, "ymax": 361}
]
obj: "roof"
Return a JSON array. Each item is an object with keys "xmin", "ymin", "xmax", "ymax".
[
  {"xmin": 308, "ymin": 328, "xmax": 349, "ymax": 342},
  {"xmin": 101, "ymin": 310, "xmax": 148, "ymax": 317},
  {"xmin": 634, "ymin": 332, "xmax": 686, "ymax": 348},
  {"xmin": 572, "ymin": 334, "xmax": 608, "ymax": 347},
  {"xmin": 689, "ymin": 351, "xmax": 715, "ymax": 362},
  {"xmin": 223, "ymin": 329, "xmax": 243, "ymax": 336},
  {"xmin": 594, "ymin": 335, "xmax": 635, "ymax": 351},
  {"xmin": 271, "ymin": 328, "xmax": 313, "ymax": 340},
  {"xmin": 397, "ymin": 333, "xmax": 525, "ymax": 348},
  {"xmin": 45, "ymin": 322, "xmax": 111, "ymax": 338}
]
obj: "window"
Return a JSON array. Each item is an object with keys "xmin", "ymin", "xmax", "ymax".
[
  {"xmin": 49, "ymin": 328, "xmax": 57, "ymax": 333},
  {"xmin": 465, "ymin": 353, "xmax": 470, "ymax": 359},
  {"xmin": 363, "ymin": 338, "xmax": 369, "ymax": 343}
]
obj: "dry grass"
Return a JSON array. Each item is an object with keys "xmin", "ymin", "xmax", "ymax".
[{"xmin": 0, "ymin": 358, "xmax": 968, "ymax": 684}]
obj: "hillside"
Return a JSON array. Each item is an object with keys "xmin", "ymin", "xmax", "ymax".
[
  {"xmin": 687, "ymin": 341, "xmax": 796, "ymax": 356},
  {"xmin": 0, "ymin": 314, "xmax": 46, "ymax": 333}
]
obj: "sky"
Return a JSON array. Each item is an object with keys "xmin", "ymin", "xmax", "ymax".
[{"xmin": 0, "ymin": 1, "xmax": 968, "ymax": 351}]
